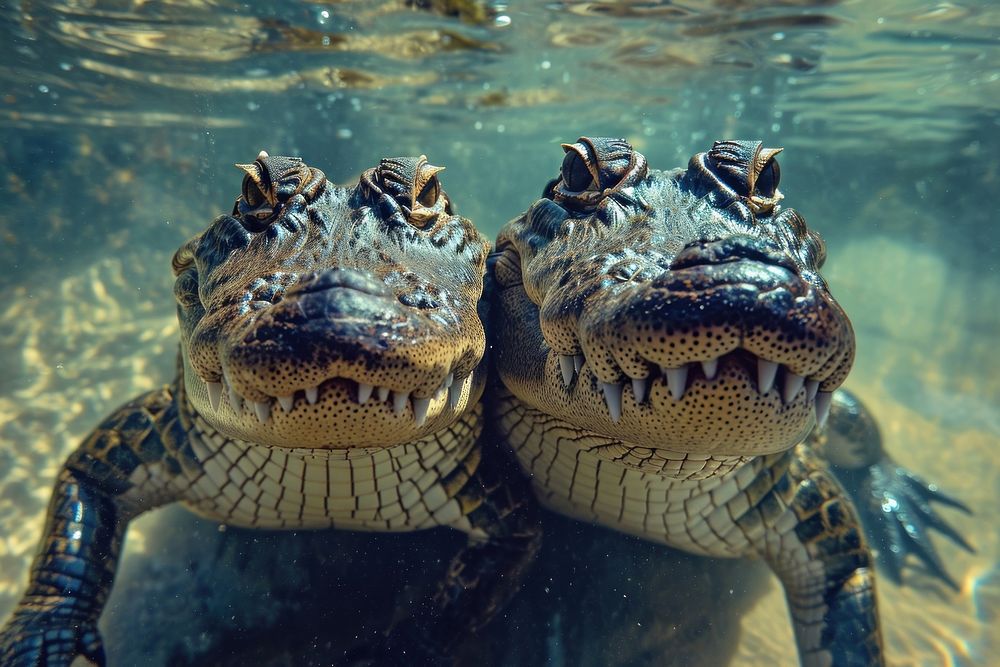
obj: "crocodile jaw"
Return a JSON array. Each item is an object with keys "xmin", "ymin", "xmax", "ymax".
[
  {"xmin": 495, "ymin": 278, "xmax": 846, "ymax": 457},
  {"xmin": 183, "ymin": 352, "xmax": 486, "ymax": 449}
]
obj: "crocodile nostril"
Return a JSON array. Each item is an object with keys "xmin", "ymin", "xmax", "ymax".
[
  {"xmin": 286, "ymin": 268, "xmax": 393, "ymax": 299},
  {"xmin": 670, "ymin": 235, "xmax": 797, "ymax": 273},
  {"xmin": 399, "ymin": 290, "xmax": 441, "ymax": 310}
]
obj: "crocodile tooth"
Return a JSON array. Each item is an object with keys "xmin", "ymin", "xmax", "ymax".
[
  {"xmin": 815, "ymin": 391, "xmax": 833, "ymax": 429},
  {"xmin": 254, "ymin": 400, "xmax": 271, "ymax": 423},
  {"xmin": 448, "ymin": 378, "xmax": 464, "ymax": 410},
  {"xmin": 444, "ymin": 373, "xmax": 454, "ymax": 388},
  {"xmin": 630, "ymin": 377, "xmax": 648, "ymax": 404},
  {"xmin": 757, "ymin": 359, "xmax": 779, "ymax": 395},
  {"xmin": 701, "ymin": 358, "xmax": 719, "ymax": 381},
  {"xmin": 558, "ymin": 355, "xmax": 575, "ymax": 386},
  {"xmin": 412, "ymin": 397, "xmax": 430, "ymax": 426},
  {"xmin": 783, "ymin": 372, "xmax": 805, "ymax": 404},
  {"xmin": 435, "ymin": 385, "xmax": 448, "ymax": 402},
  {"xmin": 393, "ymin": 391, "xmax": 411, "ymax": 416},
  {"xmin": 377, "ymin": 386, "xmax": 390, "ymax": 402},
  {"xmin": 663, "ymin": 366, "xmax": 688, "ymax": 400},
  {"xmin": 277, "ymin": 394, "xmax": 294, "ymax": 412},
  {"xmin": 805, "ymin": 379, "xmax": 820, "ymax": 401},
  {"xmin": 228, "ymin": 385, "xmax": 243, "ymax": 412},
  {"xmin": 357, "ymin": 382, "xmax": 373, "ymax": 404},
  {"xmin": 601, "ymin": 382, "xmax": 623, "ymax": 423},
  {"xmin": 573, "ymin": 354, "xmax": 585, "ymax": 373},
  {"xmin": 207, "ymin": 382, "xmax": 223, "ymax": 411},
  {"xmin": 305, "ymin": 386, "xmax": 319, "ymax": 405}
]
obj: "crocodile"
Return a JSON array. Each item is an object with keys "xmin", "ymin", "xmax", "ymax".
[
  {"xmin": 0, "ymin": 151, "xmax": 540, "ymax": 666},
  {"xmin": 489, "ymin": 137, "xmax": 970, "ymax": 666}
]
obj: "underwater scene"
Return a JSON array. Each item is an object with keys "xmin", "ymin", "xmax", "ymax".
[{"xmin": 0, "ymin": 0, "xmax": 998, "ymax": 665}]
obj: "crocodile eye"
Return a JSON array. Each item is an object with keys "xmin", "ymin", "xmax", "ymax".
[
  {"xmin": 561, "ymin": 151, "xmax": 594, "ymax": 192},
  {"xmin": 416, "ymin": 176, "xmax": 441, "ymax": 208},
  {"xmin": 755, "ymin": 159, "xmax": 780, "ymax": 198},
  {"xmin": 234, "ymin": 153, "xmax": 292, "ymax": 231},
  {"xmin": 242, "ymin": 175, "xmax": 267, "ymax": 207},
  {"xmin": 238, "ymin": 176, "xmax": 277, "ymax": 230}
]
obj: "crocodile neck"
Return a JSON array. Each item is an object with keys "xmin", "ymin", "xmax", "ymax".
[
  {"xmin": 498, "ymin": 388, "xmax": 791, "ymax": 558},
  {"xmin": 160, "ymin": 394, "xmax": 483, "ymax": 533}
]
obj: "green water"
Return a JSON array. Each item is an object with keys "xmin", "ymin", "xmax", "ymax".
[{"xmin": 0, "ymin": 1, "xmax": 997, "ymax": 665}]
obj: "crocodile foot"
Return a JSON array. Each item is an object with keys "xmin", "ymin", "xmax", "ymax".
[
  {"xmin": 0, "ymin": 610, "xmax": 104, "ymax": 667},
  {"xmin": 813, "ymin": 388, "xmax": 974, "ymax": 590},
  {"xmin": 846, "ymin": 460, "xmax": 973, "ymax": 590}
]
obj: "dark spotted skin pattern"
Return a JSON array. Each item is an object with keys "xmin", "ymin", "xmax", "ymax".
[
  {"xmin": 0, "ymin": 153, "xmax": 540, "ymax": 666},
  {"xmin": 491, "ymin": 137, "xmax": 968, "ymax": 666}
]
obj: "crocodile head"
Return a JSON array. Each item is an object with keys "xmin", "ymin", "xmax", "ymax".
[
  {"xmin": 492, "ymin": 137, "xmax": 854, "ymax": 457},
  {"xmin": 171, "ymin": 151, "xmax": 490, "ymax": 449}
]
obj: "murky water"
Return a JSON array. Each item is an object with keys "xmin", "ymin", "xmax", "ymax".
[{"xmin": 0, "ymin": 1, "xmax": 997, "ymax": 665}]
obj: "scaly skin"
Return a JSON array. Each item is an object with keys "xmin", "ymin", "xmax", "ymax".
[
  {"xmin": 0, "ymin": 152, "xmax": 540, "ymax": 666},
  {"xmin": 490, "ymin": 137, "xmax": 897, "ymax": 666}
]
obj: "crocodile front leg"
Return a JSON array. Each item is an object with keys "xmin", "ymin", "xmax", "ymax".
[
  {"xmin": 751, "ymin": 448, "xmax": 883, "ymax": 667},
  {"xmin": 809, "ymin": 388, "xmax": 973, "ymax": 590},
  {"xmin": 0, "ymin": 386, "xmax": 186, "ymax": 666},
  {"xmin": 377, "ymin": 439, "xmax": 541, "ymax": 665}
]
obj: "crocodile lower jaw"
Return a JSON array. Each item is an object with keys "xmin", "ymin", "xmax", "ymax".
[{"xmin": 197, "ymin": 371, "xmax": 473, "ymax": 427}]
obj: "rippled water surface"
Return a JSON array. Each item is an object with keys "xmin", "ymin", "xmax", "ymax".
[{"xmin": 1, "ymin": 1, "xmax": 998, "ymax": 665}]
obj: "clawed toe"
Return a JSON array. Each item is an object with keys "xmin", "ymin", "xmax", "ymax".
[{"xmin": 839, "ymin": 460, "xmax": 973, "ymax": 591}]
